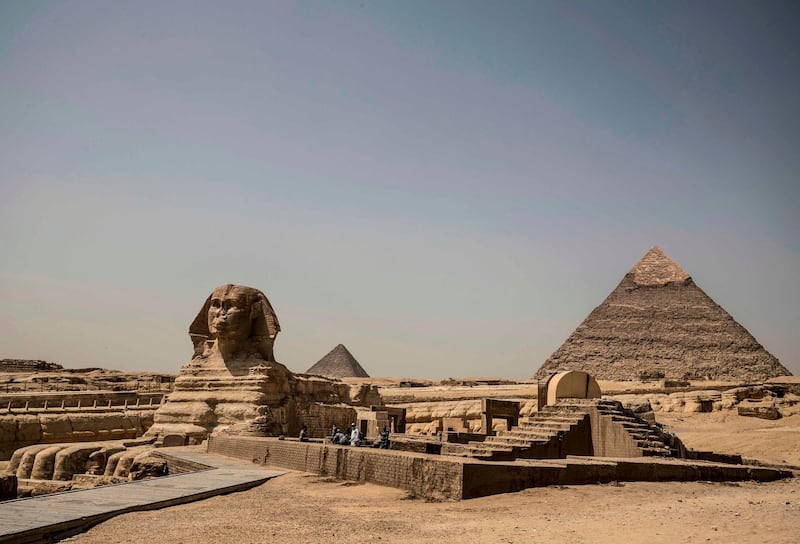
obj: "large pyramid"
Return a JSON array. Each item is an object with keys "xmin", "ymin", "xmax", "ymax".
[
  {"xmin": 306, "ymin": 344, "xmax": 370, "ymax": 378},
  {"xmin": 534, "ymin": 246, "xmax": 791, "ymax": 382}
]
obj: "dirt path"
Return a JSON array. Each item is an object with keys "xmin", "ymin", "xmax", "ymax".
[
  {"xmin": 62, "ymin": 470, "xmax": 799, "ymax": 544},
  {"xmin": 43, "ymin": 410, "xmax": 800, "ymax": 543}
]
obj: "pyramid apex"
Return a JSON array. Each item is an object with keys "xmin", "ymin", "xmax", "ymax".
[
  {"xmin": 534, "ymin": 245, "xmax": 790, "ymax": 381},
  {"xmin": 628, "ymin": 246, "xmax": 690, "ymax": 286},
  {"xmin": 305, "ymin": 343, "xmax": 370, "ymax": 378}
]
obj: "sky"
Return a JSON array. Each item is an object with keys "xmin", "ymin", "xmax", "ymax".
[{"xmin": 1, "ymin": 0, "xmax": 798, "ymax": 379}]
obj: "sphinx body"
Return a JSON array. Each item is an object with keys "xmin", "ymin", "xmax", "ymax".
[{"xmin": 148, "ymin": 285, "xmax": 367, "ymax": 443}]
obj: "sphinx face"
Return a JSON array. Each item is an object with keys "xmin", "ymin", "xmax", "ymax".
[{"xmin": 207, "ymin": 285, "xmax": 254, "ymax": 343}]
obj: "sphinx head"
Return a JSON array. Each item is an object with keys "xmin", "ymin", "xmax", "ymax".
[{"xmin": 189, "ymin": 284, "xmax": 280, "ymax": 361}]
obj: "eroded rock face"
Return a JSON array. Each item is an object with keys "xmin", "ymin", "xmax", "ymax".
[
  {"xmin": 128, "ymin": 452, "xmax": 168, "ymax": 480},
  {"xmin": 149, "ymin": 285, "xmax": 371, "ymax": 443}
]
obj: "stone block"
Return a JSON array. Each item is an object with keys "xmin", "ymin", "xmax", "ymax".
[
  {"xmin": 0, "ymin": 474, "xmax": 17, "ymax": 501},
  {"xmin": 162, "ymin": 434, "xmax": 188, "ymax": 447},
  {"xmin": 737, "ymin": 405, "xmax": 781, "ymax": 420}
]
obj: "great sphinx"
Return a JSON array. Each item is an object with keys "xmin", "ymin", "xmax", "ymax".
[{"xmin": 148, "ymin": 284, "xmax": 379, "ymax": 443}]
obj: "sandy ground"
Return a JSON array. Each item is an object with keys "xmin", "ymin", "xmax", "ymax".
[
  {"xmin": 63, "ymin": 472, "xmax": 799, "ymax": 544},
  {"xmin": 63, "ymin": 411, "xmax": 800, "ymax": 544},
  {"xmin": 656, "ymin": 411, "xmax": 800, "ymax": 466}
]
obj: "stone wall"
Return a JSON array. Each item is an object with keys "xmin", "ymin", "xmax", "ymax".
[
  {"xmin": 587, "ymin": 407, "xmax": 643, "ymax": 457},
  {"xmin": 296, "ymin": 403, "xmax": 356, "ymax": 438},
  {"xmin": 0, "ymin": 359, "xmax": 63, "ymax": 373},
  {"xmin": 0, "ymin": 391, "xmax": 164, "ymax": 411},
  {"xmin": 206, "ymin": 435, "xmax": 791, "ymax": 500},
  {"xmin": 207, "ymin": 435, "xmax": 464, "ymax": 500},
  {"xmin": 0, "ymin": 407, "xmax": 156, "ymax": 460},
  {"xmin": 397, "ymin": 399, "xmax": 539, "ymax": 434}
]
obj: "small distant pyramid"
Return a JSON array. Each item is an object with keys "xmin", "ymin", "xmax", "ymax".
[
  {"xmin": 534, "ymin": 246, "xmax": 791, "ymax": 382},
  {"xmin": 306, "ymin": 344, "xmax": 370, "ymax": 378}
]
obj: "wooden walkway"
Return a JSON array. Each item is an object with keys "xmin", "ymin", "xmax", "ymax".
[{"xmin": 0, "ymin": 449, "xmax": 285, "ymax": 544}]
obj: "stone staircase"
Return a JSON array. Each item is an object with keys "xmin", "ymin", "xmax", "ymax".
[
  {"xmin": 593, "ymin": 399, "xmax": 674, "ymax": 457},
  {"xmin": 447, "ymin": 403, "xmax": 593, "ymax": 461},
  {"xmin": 442, "ymin": 399, "xmax": 678, "ymax": 461}
]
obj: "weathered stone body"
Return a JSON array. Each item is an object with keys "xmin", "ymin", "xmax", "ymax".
[
  {"xmin": 535, "ymin": 247, "xmax": 791, "ymax": 382},
  {"xmin": 149, "ymin": 285, "xmax": 377, "ymax": 443}
]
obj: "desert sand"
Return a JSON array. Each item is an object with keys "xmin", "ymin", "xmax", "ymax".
[{"xmin": 62, "ymin": 410, "xmax": 799, "ymax": 544}]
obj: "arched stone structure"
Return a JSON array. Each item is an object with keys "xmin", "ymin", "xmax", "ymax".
[{"xmin": 546, "ymin": 371, "xmax": 601, "ymax": 406}]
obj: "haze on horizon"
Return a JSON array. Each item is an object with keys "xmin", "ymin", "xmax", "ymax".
[{"xmin": 1, "ymin": 1, "xmax": 798, "ymax": 379}]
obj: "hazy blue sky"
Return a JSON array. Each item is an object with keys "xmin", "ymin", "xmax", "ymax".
[{"xmin": 1, "ymin": 1, "xmax": 798, "ymax": 378}]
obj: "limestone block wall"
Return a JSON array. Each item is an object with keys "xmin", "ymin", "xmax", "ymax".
[
  {"xmin": 0, "ymin": 359, "xmax": 62, "ymax": 372},
  {"xmin": 587, "ymin": 407, "xmax": 643, "ymax": 458},
  {"xmin": 296, "ymin": 403, "xmax": 356, "ymax": 438},
  {"xmin": 398, "ymin": 399, "xmax": 539, "ymax": 434},
  {"xmin": 0, "ymin": 391, "xmax": 163, "ymax": 410},
  {"xmin": 0, "ymin": 407, "xmax": 156, "ymax": 460},
  {"xmin": 207, "ymin": 435, "xmax": 464, "ymax": 500}
]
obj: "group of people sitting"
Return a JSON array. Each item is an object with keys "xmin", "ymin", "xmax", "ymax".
[
  {"xmin": 328, "ymin": 423, "xmax": 391, "ymax": 449},
  {"xmin": 296, "ymin": 423, "xmax": 391, "ymax": 449}
]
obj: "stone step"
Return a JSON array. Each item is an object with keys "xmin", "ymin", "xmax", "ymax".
[
  {"xmin": 541, "ymin": 405, "xmax": 592, "ymax": 414},
  {"xmin": 628, "ymin": 431, "xmax": 660, "ymax": 441},
  {"xmin": 608, "ymin": 415, "xmax": 640, "ymax": 423},
  {"xmin": 517, "ymin": 422, "xmax": 573, "ymax": 431},
  {"xmin": 467, "ymin": 443, "xmax": 514, "ymax": 453},
  {"xmin": 499, "ymin": 430, "xmax": 555, "ymax": 441},
  {"xmin": 484, "ymin": 437, "xmax": 532, "ymax": 447},
  {"xmin": 619, "ymin": 421, "xmax": 651, "ymax": 429},
  {"xmin": 528, "ymin": 414, "xmax": 585, "ymax": 422},
  {"xmin": 641, "ymin": 448, "xmax": 671, "ymax": 457},
  {"xmin": 637, "ymin": 440, "xmax": 670, "ymax": 450},
  {"xmin": 523, "ymin": 416, "xmax": 581, "ymax": 425}
]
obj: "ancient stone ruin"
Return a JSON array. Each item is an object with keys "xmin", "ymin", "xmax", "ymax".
[
  {"xmin": 1, "ymin": 279, "xmax": 795, "ymax": 508},
  {"xmin": 0, "ymin": 360, "xmax": 64, "ymax": 373},
  {"xmin": 535, "ymin": 246, "xmax": 792, "ymax": 382},
  {"xmin": 147, "ymin": 284, "xmax": 379, "ymax": 443},
  {"xmin": 0, "ymin": 391, "xmax": 160, "ymax": 461},
  {"xmin": 207, "ymin": 369, "xmax": 792, "ymax": 500},
  {"xmin": 1, "ymin": 284, "xmax": 383, "ymax": 499},
  {"xmin": 306, "ymin": 344, "xmax": 370, "ymax": 378}
]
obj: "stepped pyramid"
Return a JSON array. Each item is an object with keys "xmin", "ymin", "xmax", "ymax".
[
  {"xmin": 534, "ymin": 246, "xmax": 791, "ymax": 382},
  {"xmin": 306, "ymin": 344, "xmax": 370, "ymax": 378}
]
